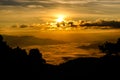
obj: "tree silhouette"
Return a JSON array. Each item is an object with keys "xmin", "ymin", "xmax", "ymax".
[
  {"xmin": 12, "ymin": 46, "xmax": 28, "ymax": 64},
  {"xmin": 0, "ymin": 35, "xmax": 3, "ymax": 41},
  {"xmin": 29, "ymin": 49, "xmax": 46, "ymax": 72},
  {"xmin": 1, "ymin": 34, "xmax": 120, "ymax": 78},
  {"xmin": 0, "ymin": 35, "xmax": 12, "ymax": 63},
  {"xmin": 29, "ymin": 49, "xmax": 45, "ymax": 63},
  {"xmin": 99, "ymin": 38, "xmax": 120, "ymax": 56}
]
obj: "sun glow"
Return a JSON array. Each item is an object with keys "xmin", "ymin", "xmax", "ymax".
[{"xmin": 56, "ymin": 15, "xmax": 65, "ymax": 23}]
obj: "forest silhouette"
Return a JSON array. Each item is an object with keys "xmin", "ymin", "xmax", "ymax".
[{"xmin": 0, "ymin": 34, "xmax": 120, "ymax": 79}]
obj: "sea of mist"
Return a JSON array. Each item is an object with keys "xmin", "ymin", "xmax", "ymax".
[{"xmin": 1, "ymin": 27, "xmax": 120, "ymax": 65}]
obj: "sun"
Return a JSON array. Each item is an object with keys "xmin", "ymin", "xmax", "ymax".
[{"xmin": 56, "ymin": 15, "xmax": 65, "ymax": 23}]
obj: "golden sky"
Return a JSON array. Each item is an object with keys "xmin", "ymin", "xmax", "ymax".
[{"xmin": 0, "ymin": 0, "xmax": 120, "ymax": 26}]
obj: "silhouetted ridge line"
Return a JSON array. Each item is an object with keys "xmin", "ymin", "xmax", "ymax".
[
  {"xmin": 2, "ymin": 35, "xmax": 65, "ymax": 47},
  {"xmin": 0, "ymin": 34, "xmax": 120, "ymax": 79}
]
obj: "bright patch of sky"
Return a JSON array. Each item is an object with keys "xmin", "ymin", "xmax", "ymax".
[{"xmin": 0, "ymin": 0, "xmax": 120, "ymax": 26}]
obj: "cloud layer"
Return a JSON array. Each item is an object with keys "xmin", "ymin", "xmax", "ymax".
[
  {"xmin": 0, "ymin": 0, "xmax": 120, "ymax": 14},
  {"xmin": 0, "ymin": 0, "xmax": 120, "ymax": 26}
]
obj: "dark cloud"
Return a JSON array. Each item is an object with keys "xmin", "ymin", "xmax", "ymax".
[
  {"xmin": 0, "ymin": 0, "xmax": 120, "ymax": 20},
  {"xmin": 0, "ymin": 0, "xmax": 57, "ymax": 8},
  {"xmin": 19, "ymin": 24, "xmax": 28, "ymax": 28},
  {"xmin": 80, "ymin": 20, "xmax": 120, "ymax": 29},
  {"xmin": 0, "ymin": 0, "xmax": 120, "ymax": 7},
  {"xmin": 0, "ymin": 0, "xmax": 21, "ymax": 6},
  {"xmin": 0, "ymin": 0, "xmax": 102, "ymax": 8}
]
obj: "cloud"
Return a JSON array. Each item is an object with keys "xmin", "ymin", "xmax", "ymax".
[
  {"xmin": 80, "ymin": 20, "xmax": 120, "ymax": 29},
  {"xmin": 0, "ymin": 0, "xmax": 120, "ymax": 23},
  {"xmin": 26, "ymin": 5, "xmax": 44, "ymax": 8},
  {"xmin": 0, "ymin": 0, "xmax": 55, "ymax": 8},
  {"xmin": 0, "ymin": 0, "xmax": 60, "ymax": 6},
  {"xmin": 19, "ymin": 24, "xmax": 29, "ymax": 28},
  {"xmin": 0, "ymin": 0, "xmax": 120, "ymax": 7},
  {"xmin": 0, "ymin": 0, "xmax": 21, "ymax": 6},
  {"xmin": 11, "ymin": 24, "xmax": 42, "ymax": 29}
]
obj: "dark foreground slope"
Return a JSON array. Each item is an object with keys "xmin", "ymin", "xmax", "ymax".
[{"xmin": 0, "ymin": 35, "xmax": 120, "ymax": 79}]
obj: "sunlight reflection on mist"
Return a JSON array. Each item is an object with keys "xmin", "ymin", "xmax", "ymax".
[
  {"xmin": 1, "ymin": 27, "xmax": 120, "ymax": 65},
  {"xmin": 24, "ymin": 43, "xmax": 102, "ymax": 65}
]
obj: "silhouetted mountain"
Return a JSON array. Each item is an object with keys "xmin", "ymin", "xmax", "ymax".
[
  {"xmin": 2, "ymin": 35, "xmax": 65, "ymax": 47},
  {"xmin": 0, "ymin": 35, "xmax": 57, "ymax": 79},
  {"xmin": 0, "ymin": 34, "xmax": 120, "ymax": 79}
]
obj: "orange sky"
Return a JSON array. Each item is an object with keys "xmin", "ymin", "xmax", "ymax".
[{"xmin": 0, "ymin": 0, "xmax": 120, "ymax": 27}]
